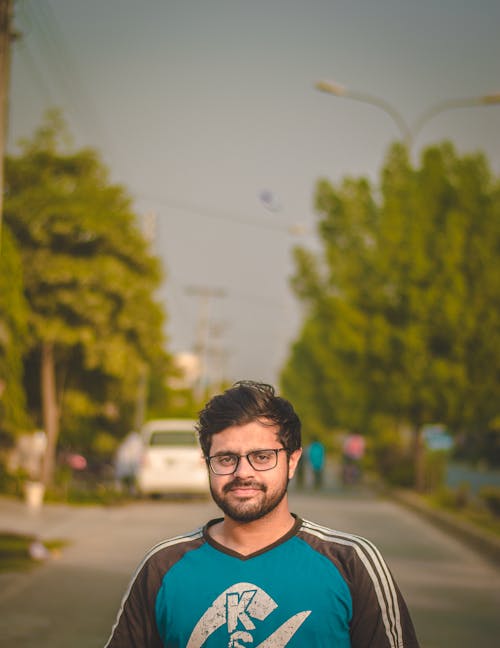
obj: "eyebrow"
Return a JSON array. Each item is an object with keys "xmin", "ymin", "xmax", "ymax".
[{"xmin": 210, "ymin": 447, "xmax": 282, "ymax": 456}]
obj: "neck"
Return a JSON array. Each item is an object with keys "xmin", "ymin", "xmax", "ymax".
[{"xmin": 210, "ymin": 497, "xmax": 295, "ymax": 555}]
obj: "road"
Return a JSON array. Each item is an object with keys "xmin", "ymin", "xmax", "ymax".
[{"xmin": 0, "ymin": 488, "xmax": 499, "ymax": 647}]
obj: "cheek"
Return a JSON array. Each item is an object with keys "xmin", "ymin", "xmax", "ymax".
[{"xmin": 209, "ymin": 474, "xmax": 228, "ymax": 491}]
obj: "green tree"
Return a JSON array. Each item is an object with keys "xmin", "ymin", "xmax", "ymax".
[
  {"xmin": 4, "ymin": 111, "xmax": 170, "ymax": 485},
  {"xmin": 281, "ymin": 142, "xmax": 500, "ymax": 479},
  {"xmin": 0, "ymin": 225, "xmax": 30, "ymax": 437}
]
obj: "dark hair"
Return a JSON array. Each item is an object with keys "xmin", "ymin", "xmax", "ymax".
[{"xmin": 196, "ymin": 380, "xmax": 301, "ymax": 456}]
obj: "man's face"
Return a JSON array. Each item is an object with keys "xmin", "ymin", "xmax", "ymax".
[{"xmin": 207, "ymin": 419, "xmax": 301, "ymax": 523}]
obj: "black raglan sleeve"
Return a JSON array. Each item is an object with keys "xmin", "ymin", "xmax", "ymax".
[
  {"xmin": 344, "ymin": 539, "xmax": 420, "ymax": 648},
  {"xmin": 104, "ymin": 556, "xmax": 164, "ymax": 648}
]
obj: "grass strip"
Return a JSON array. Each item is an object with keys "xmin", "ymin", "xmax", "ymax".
[{"xmin": 0, "ymin": 532, "xmax": 66, "ymax": 573}]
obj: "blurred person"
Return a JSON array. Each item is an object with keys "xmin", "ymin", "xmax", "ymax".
[
  {"xmin": 307, "ymin": 437, "xmax": 325, "ymax": 489},
  {"xmin": 341, "ymin": 434, "xmax": 366, "ymax": 486},
  {"xmin": 114, "ymin": 431, "xmax": 142, "ymax": 491},
  {"xmin": 105, "ymin": 381, "xmax": 419, "ymax": 648}
]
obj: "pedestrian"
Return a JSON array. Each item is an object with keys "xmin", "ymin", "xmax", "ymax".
[
  {"xmin": 341, "ymin": 433, "xmax": 366, "ymax": 486},
  {"xmin": 307, "ymin": 437, "xmax": 325, "ymax": 489},
  {"xmin": 105, "ymin": 380, "xmax": 420, "ymax": 648}
]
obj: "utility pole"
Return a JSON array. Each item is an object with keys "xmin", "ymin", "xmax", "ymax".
[
  {"xmin": 206, "ymin": 321, "xmax": 229, "ymax": 395},
  {"xmin": 133, "ymin": 211, "xmax": 158, "ymax": 431},
  {"xmin": 0, "ymin": 0, "xmax": 15, "ymax": 254},
  {"xmin": 141, "ymin": 211, "xmax": 157, "ymax": 248},
  {"xmin": 185, "ymin": 285, "xmax": 226, "ymax": 402}
]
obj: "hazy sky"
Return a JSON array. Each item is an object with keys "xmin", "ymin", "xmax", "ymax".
[{"xmin": 8, "ymin": 0, "xmax": 500, "ymax": 387}]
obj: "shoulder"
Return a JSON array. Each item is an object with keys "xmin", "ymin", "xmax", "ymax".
[
  {"xmin": 132, "ymin": 527, "xmax": 205, "ymax": 586},
  {"xmin": 298, "ymin": 518, "xmax": 374, "ymax": 551},
  {"xmin": 297, "ymin": 518, "xmax": 386, "ymax": 579},
  {"xmin": 144, "ymin": 527, "xmax": 204, "ymax": 565},
  {"xmin": 107, "ymin": 526, "xmax": 207, "ymax": 637}
]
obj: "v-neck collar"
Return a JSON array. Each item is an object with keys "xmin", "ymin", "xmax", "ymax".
[{"xmin": 203, "ymin": 515, "xmax": 302, "ymax": 561}]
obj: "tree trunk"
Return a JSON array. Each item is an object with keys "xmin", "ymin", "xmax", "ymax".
[
  {"xmin": 41, "ymin": 341, "xmax": 59, "ymax": 488},
  {"xmin": 413, "ymin": 425, "xmax": 425, "ymax": 492}
]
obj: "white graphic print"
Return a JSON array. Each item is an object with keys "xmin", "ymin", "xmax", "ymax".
[{"xmin": 187, "ymin": 582, "xmax": 311, "ymax": 648}]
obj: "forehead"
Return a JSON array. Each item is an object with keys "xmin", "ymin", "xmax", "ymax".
[{"xmin": 210, "ymin": 419, "xmax": 281, "ymax": 453}]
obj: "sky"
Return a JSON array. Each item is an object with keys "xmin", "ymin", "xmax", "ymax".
[{"xmin": 7, "ymin": 0, "xmax": 500, "ymax": 388}]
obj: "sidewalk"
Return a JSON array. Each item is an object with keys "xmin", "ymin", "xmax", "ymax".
[
  {"xmin": 0, "ymin": 495, "xmax": 82, "ymax": 542},
  {"xmin": 0, "ymin": 495, "xmax": 87, "ymax": 603},
  {"xmin": 293, "ymin": 460, "xmax": 500, "ymax": 568},
  {"xmin": 389, "ymin": 488, "xmax": 500, "ymax": 567}
]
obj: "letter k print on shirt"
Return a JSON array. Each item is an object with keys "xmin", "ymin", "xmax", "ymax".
[{"xmin": 187, "ymin": 582, "xmax": 311, "ymax": 648}]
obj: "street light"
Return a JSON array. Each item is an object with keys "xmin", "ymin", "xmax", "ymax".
[{"xmin": 315, "ymin": 79, "xmax": 500, "ymax": 152}]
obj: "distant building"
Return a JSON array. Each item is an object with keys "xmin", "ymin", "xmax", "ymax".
[{"xmin": 168, "ymin": 352, "xmax": 201, "ymax": 390}]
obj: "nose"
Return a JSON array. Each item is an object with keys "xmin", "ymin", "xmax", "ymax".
[{"xmin": 233, "ymin": 454, "xmax": 254, "ymax": 477}]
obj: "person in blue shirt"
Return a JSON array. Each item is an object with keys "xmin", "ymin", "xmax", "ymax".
[
  {"xmin": 307, "ymin": 438, "xmax": 326, "ymax": 489},
  {"xmin": 106, "ymin": 380, "xmax": 420, "ymax": 648}
]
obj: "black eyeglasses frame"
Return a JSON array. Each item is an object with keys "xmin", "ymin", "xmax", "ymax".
[{"xmin": 206, "ymin": 447, "xmax": 288, "ymax": 475}]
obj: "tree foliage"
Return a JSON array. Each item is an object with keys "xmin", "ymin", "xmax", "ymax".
[
  {"xmin": 4, "ymin": 111, "xmax": 171, "ymax": 483},
  {"xmin": 281, "ymin": 142, "xmax": 500, "ymax": 467},
  {"xmin": 0, "ymin": 226, "xmax": 30, "ymax": 436}
]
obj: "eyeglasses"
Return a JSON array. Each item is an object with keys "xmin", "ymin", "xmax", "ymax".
[{"xmin": 206, "ymin": 448, "xmax": 287, "ymax": 475}]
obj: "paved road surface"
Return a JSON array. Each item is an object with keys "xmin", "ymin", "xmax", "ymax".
[{"xmin": 0, "ymin": 489, "xmax": 499, "ymax": 647}]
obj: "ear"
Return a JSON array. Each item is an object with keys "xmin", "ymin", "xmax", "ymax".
[{"xmin": 287, "ymin": 448, "xmax": 302, "ymax": 479}]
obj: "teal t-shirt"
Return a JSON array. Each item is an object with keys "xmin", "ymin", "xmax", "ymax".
[
  {"xmin": 106, "ymin": 517, "xmax": 420, "ymax": 648},
  {"xmin": 155, "ymin": 532, "xmax": 352, "ymax": 647}
]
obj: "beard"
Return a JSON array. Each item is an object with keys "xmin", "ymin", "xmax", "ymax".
[{"xmin": 210, "ymin": 476, "xmax": 289, "ymax": 523}]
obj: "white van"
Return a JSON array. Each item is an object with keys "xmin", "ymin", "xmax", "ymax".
[{"xmin": 135, "ymin": 419, "xmax": 209, "ymax": 496}]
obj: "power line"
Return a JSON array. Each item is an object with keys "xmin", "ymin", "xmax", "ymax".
[
  {"xmin": 13, "ymin": 0, "xmax": 116, "ymax": 155},
  {"xmin": 15, "ymin": 33, "xmax": 57, "ymax": 106},
  {"xmin": 184, "ymin": 285, "xmax": 226, "ymax": 400},
  {"xmin": 29, "ymin": 0, "xmax": 104, "ymax": 141},
  {"xmin": 135, "ymin": 193, "xmax": 308, "ymax": 234}
]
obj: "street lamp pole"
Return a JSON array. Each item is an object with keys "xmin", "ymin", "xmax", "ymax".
[
  {"xmin": 410, "ymin": 92, "xmax": 500, "ymax": 144},
  {"xmin": 315, "ymin": 80, "xmax": 500, "ymax": 153},
  {"xmin": 315, "ymin": 80, "xmax": 412, "ymax": 148}
]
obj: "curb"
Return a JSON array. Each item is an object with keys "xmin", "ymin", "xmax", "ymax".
[{"xmin": 389, "ymin": 489, "xmax": 500, "ymax": 568}]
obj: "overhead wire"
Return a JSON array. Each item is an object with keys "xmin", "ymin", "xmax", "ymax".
[
  {"xmin": 15, "ymin": 37, "xmax": 55, "ymax": 109},
  {"xmin": 135, "ymin": 193, "xmax": 307, "ymax": 234},
  {"xmin": 14, "ymin": 0, "xmax": 116, "ymax": 155},
  {"xmin": 7, "ymin": 1, "xmax": 59, "ymax": 147},
  {"xmin": 14, "ymin": 3, "xmax": 309, "ymax": 239},
  {"xmin": 11, "ymin": 1, "xmax": 298, "ymax": 378}
]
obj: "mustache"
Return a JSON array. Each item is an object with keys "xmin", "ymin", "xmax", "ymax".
[{"xmin": 223, "ymin": 478, "xmax": 266, "ymax": 494}]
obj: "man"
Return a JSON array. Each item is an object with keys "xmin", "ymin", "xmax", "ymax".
[
  {"xmin": 105, "ymin": 381, "xmax": 420, "ymax": 648},
  {"xmin": 307, "ymin": 437, "xmax": 326, "ymax": 489}
]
